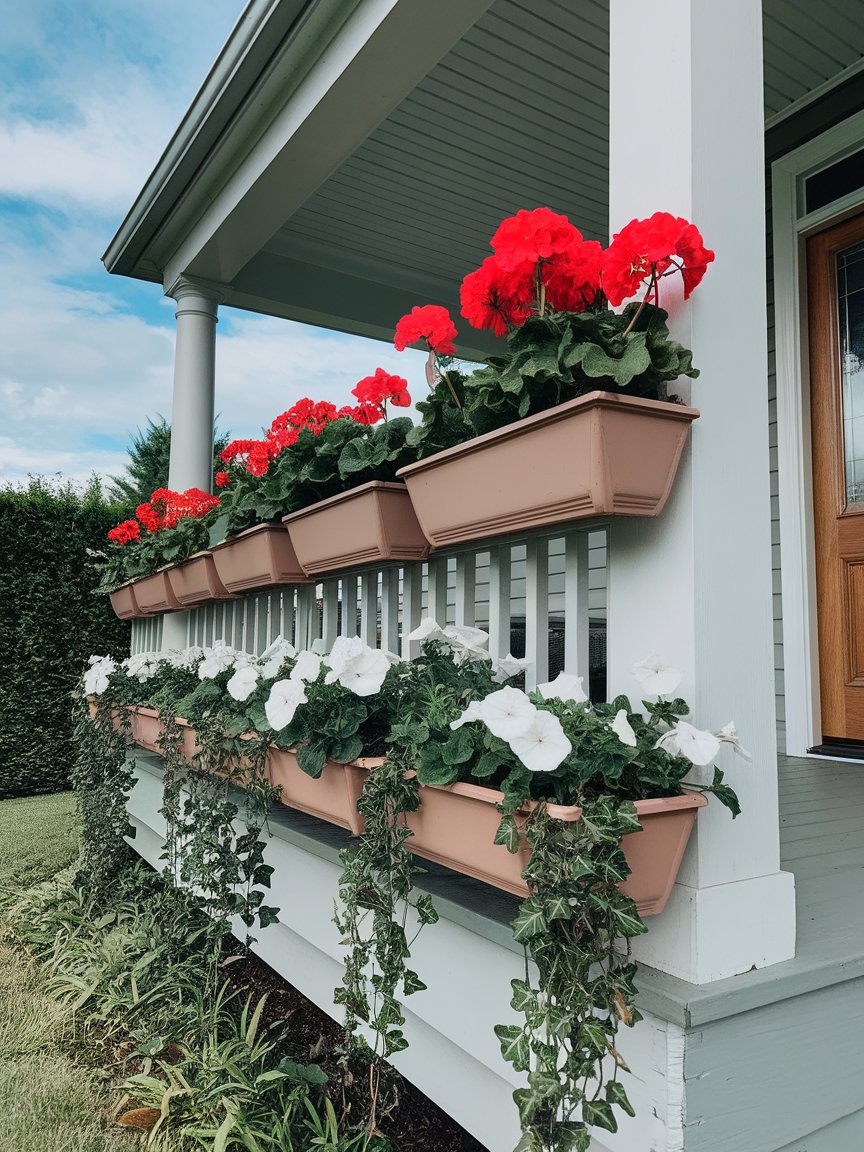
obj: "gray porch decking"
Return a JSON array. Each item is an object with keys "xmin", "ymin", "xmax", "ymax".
[{"xmin": 636, "ymin": 753, "xmax": 864, "ymax": 1027}]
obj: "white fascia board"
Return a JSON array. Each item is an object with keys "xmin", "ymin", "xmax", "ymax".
[
  {"xmin": 159, "ymin": 0, "xmax": 495, "ymax": 293},
  {"xmin": 102, "ymin": 0, "xmax": 324, "ymax": 278}
]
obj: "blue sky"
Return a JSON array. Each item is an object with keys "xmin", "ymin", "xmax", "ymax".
[{"xmin": 0, "ymin": 0, "xmax": 424, "ymax": 488}]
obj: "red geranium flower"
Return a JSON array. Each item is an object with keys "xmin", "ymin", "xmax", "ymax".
[
  {"xmin": 601, "ymin": 212, "xmax": 714, "ymax": 306},
  {"xmin": 219, "ymin": 439, "xmax": 258, "ymax": 464},
  {"xmin": 352, "ymin": 368, "xmax": 411, "ymax": 408},
  {"xmin": 215, "ymin": 471, "xmax": 230, "ymax": 488},
  {"xmin": 108, "ymin": 519, "xmax": 140, "ymax": 544},
  {"xmin": 543, "ymin": 239, "xmax": 604, "ymax": 313},
  {"xmin": 491, "ymin": 207, "xmax": 583, "ymax": 271},
  {"xmin": 394, "ymin": 305, "xmax": 457, "ymax": 355},
  {"xmin": 135, "ymin": 502, "xmax": 160, "ymax": 533},
  {"xmin": 460, "ymin": 254, "xmax": 535, "ymax": 336}
]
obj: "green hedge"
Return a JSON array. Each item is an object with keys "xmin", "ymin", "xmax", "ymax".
[{"xmin": 0, "ymin": 479, "xmax": 130, "ymax": 799}]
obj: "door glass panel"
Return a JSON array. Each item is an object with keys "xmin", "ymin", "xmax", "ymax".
[{"xmin": 838, "ymin": 240, "xmax": 864, "ymax": 504}]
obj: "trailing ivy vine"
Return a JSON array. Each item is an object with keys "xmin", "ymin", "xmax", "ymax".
[
  {"xmin": 496, "ymin": 798, "xmax": 647, "ymax": 1152},
  {"xmin": 71, "ymin": 695, "xmax": 136, "ymax": 900},
  {"xmin": 334, "ymin": 755, "xmax": 438, "ymax": 1134}
]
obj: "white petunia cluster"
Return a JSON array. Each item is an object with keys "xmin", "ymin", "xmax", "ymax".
[
  {"xmin": 450, "ymin": 678, "xmax": 583, "ymax": 773},
  {"xmin": 83, "ymin": 654, "xmax": 116, "ymax": 696}
]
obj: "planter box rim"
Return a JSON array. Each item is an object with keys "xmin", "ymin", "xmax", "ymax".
[
  {"xmin": 397, "ymin": 391, "xmax": 700, "ymax": 478},
  {"xmin": 282, "ymin": 480, "xmax": 408, "ymax": 525},
  {"xmin": 423, "ymin": 779, "xmax": 708, "ymax": 819},
  {"xmin": 210, "ymin": 521, "xmax": 286, "ymax": 550}
]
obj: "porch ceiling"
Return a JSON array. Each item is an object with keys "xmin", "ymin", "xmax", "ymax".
[{"xmin": 105, "ymin": 0, "xmax": 864, "ymax": 352}]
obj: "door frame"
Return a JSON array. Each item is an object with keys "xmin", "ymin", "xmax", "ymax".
[{"xmin": 773, "ymin": 107, "xmax": 864, "ymax": 755}]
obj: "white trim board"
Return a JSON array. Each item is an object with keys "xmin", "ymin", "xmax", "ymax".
[{"xmin": 772, "ymin": 107, "xmax": 864, "ymax": 756}]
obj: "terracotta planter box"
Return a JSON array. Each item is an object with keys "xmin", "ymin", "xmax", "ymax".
[
  {"xmin": 168, "ymin": 551, "xmax": 235, "ymax": 606},
  {"xmin": 404, "ymin": 782, "xmax": 707, "ymax": 916},
  {"xmin": 282, "ymin": 481, "xmax": 429, "ymax": 576},
  {"xmin": 267, "ymin": 748, "xmax": 383, "ymax": 835},
  {"xmin": 396, "ymin": 391, "xmax": 699, "ymax": 548},
  {"xmin": 210, "ymin": 523, "xmax": 312, "ymax": 593},
  {"xmin": 132, "ymin": 570, "xmax": 181, "ymax": 614},
  {"xmin": 128, "ymin": 706, "xmax": 198, "ymax": 761},
  {"xmin": 109, "ymin": 583, "xmax": 141, "ymax": 620}
]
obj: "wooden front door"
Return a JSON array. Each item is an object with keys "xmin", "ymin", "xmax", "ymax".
[{"xmin": 808, "ymin": 214, "xmax": 864, "ymax": 743}]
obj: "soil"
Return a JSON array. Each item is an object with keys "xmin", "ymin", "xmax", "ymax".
[{"xmin": 222, "ymin": 943, "xmax": 490, "ymax": 1152}]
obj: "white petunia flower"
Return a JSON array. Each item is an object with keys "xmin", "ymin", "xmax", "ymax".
[
  {"xmin": 449, "ymin": 700, "xmax": 486, "ymax": 730},
  {"xmin": 610, "ymin": 708, "xmax": 637, "ymax": 748},
  {"xmin": 492, "ymin": 653, "xmax": 531, "ymax": 684},
  {"xmin": 227, "ymin": 663, "xmax": 259, "ymax": 702},
  {"xmin": 537, "ymin": 671, "xmax": 588, "ymax": 704},
  {"xmin": 258, "ymin": 636, "xmax": 297, "ymax": 679},
  {"xmin": 508, "ymin": 709, "xmax": 572, "ymax": 773},
  {"xmin": 655, "ymin": 720, "xmax": 721, "ymax": 766},
  {"xmin": 476, "ymin": 686, "xmax": 536, "ymax": 742},
  {"xmin": 324, "ymin": 635, "xmax": 368, "ymax": 676},
  {"xmin": 631, "ymin": 654, "xmax": 683, "ymax": 697},
  {"xmin": 170, "ymin": 645, "xmax": 204, "ymax": 671},
  {"xmin": 325, "ymin": 643, "xmax": 391, "ymax": 697},
  {"xmin": 406, "ymin": 618, "xmax": 446, "ymax": 644},
  {"xmin": 291, "ymin": 650, "xmax": 323, "ymax": 683},
  {"xmin": 198, "ymin": 643, "xmax": 239, "ymax": 680},
  {"xmin": 265, "ymin": 678, "xmax": 308, "ymax": 730},
  {"xmin": 716, "ymin": 721, "xmax": 752, "ymax": 762},
  {"xmin": 83, "ymin": 655, "xmax": 115, "ymax": 696}
]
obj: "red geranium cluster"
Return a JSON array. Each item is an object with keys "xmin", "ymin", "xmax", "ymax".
[
  {"xmin": 108, "ymin": 487, "xmax": 220, "ymax": 543},
  {"xmin": 457, "ymin": 206, "xmax": 712, "ymax": 335},
  {"xmin": 459, "ymin": 207, "xmax": 604, "ymax": 336},
  {"xmin": 394, "ymin": 305, "xmax": 457, "ymax": 355},
  {"xmin": 217, "ymin": 395, "xmax": 388, "ymax": 482},
  {"xmin": 352, "ymin": 368, "xmax": 411, "ymax": 408},
  {"xmin": 107, "ymin": 519, "xmax": 140, "ymax": 545},
  {"xmin": 601, "ymin": 211, "xmax": 714, "ymax": 307}
]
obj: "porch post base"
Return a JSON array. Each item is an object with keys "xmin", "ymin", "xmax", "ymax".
[{"xmin": 632, "ymin": 869, "xmax": 797, "ymax": 984}]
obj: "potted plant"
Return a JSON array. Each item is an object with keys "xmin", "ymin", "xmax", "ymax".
[
  {"xmin": 395, "ymin": 208, "xmax": 711, "ymax": 546},
  {"xmin": 212, "ymin": 391, "xmax": 426, "ymax": 579},
  {"xmin": 101, "ymin": 488, "xmax": 222, "ymax": 616}
]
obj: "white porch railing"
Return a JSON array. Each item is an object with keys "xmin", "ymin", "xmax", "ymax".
[{"xmin": 130, "ymin": 527, "xmax": 608, "ymax": 694}]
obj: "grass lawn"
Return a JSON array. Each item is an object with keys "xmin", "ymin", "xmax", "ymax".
[
  {"xmin": 0, "ymin": 791, "xmax": 81, "ymax": 890},
  {"xmin": 0, "ymin": 791, "xmax": 133, "ymax": 1152},
  {"xmin": 0, "ymin": 942, "xmax": 132, "ymax": 1152}
]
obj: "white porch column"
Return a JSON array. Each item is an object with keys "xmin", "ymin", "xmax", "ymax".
[
  {"xmin": 167, "ymin": 276, "xmax": 219, "ymax": 491},
  {"xmin": 161, "ymin": 276, "xmax": 220, "ymax": 652},
  {"xmin": 606, "ymin": 0, "xmax": 796, "ymax": 982}
]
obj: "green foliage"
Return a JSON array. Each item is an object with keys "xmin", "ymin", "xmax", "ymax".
[
  {"xmin": 108, "ymin": 416, "xmax": 229, "ymax": 506},
  {"xmin": 462, "ymin": 303, "xmax": 698, "ymax": 436},
  {"xmin": 70, "ymin": 696, "xmax": 137, "ymax": 899},
  {"xmin": 0, "ymin": 478, "xmax": 129, "ymax": 798}
]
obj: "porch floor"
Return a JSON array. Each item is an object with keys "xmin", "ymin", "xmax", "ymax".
[{"xmin": 636, "ymin": 753, "xmax": 864, "ymax": 1027}]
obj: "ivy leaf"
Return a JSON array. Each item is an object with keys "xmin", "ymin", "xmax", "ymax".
[
  {"xmin": 580, "ymin": 1019, "xmax": 609, "ymax": 1056},
  {"xmin": 544, "ymin": 894, "xmax": 572, "ymax": 922},
  {"xmin": 511, "ymin": 899, "xmax": 548, "ymax": 943},
  {"xmin": 509, "ymin": 978, "xmax": 537, "ymax": 1014},
  {"xmin": 493, "ymin": 813, "xmax": 522, "ymax": 854},
  {"xmin": 402, "ymin": 968, "xmax": 427, "ymax": 996},
  {"xmin": 606, "ymin": 1079, "xmax": 636, "ymax": 1117},
  {"xmin": 610, "ymin": 901, "xmax": 648, "ymax": 939},
  {"xmin": 415, "ymin": 893, "xmax": 439, "ymax": 926},
  {"xmin": 494, "ymin": 1024, "xmax": 530, "ymax": 1072},
  {"xmin": 581, "ymin": 1099, "xmax": 618, "ymax": 1133}
]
